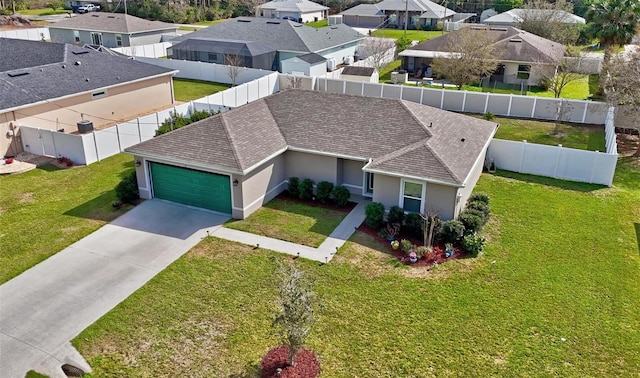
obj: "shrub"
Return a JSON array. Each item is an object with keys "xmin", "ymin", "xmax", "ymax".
[
  {"xmin": 415, "ymin": 246, "xmax": 432, "ymax": 259},
  {"xmin": 315, "ymin": 181, "xmax": 334, "ymax": 204},
  {"xmin": 466, "ymin": 208, "xmax": 489, "ymax": 225},
  {"xmin": 331, "ymin": 185, "xmax": 351, "ymax": 207},
  {"xmin": 288, "ymin": 177, "xmax": 300, "ymax": 198},
  {"xmin": 400, "ymin": 239, "xmax": 413, "ymax": 254},
  {"xmin": 440, "ymin": 220, "xmax": 465, "ymax": 243},
  {"xmin": 462, "ymin": 234, "xmax": 486, "ymax": 257},
  {"xmin": 403, "ymin": 212, "xmax": 422, "ymax": 238},
  {"xmin": 458, "ymin": 211, "xmax": 484, "ymax": 235},
  {"xmin": 365, "ymin": 202, "xmax": 386, "ymax": 230},
  {"xmin": 299, "ymin": 178, "xmax": 315, "ymax": 201},
  {"xmin": 155, "ymin": 110, "xmax": 217, "ymax": 136},
  {"xmin": 115, "ymin": 171, "xmax": 139, "ymax": 203},
  {"xmin": 467, "ymin": 201, "xmax": 490, "ymax": 217},
  {"xmin": 483, "ymin": 111, "xmax": 495, "ymax": 121},
  {"xmin": 468, "ymin": 192, "xmax": 490, "ymax": 205},
  {"xmin": 387, "ymin": 205, "xmax": 404, "ymax": 225}
]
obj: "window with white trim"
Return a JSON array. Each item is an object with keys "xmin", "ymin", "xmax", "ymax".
[
  {"xmin": 517, "ymin": 64, "xmax": 531, "ymax": 80},
  {"xmin": 115, "ymin": 34, "xmax": 122, "ymax": 47},
  {"xmin": 365, "ymin": 172, "xmax": 374, "ymax": 194},
  {"xmin": 402, "ymin": 181, "xmax": 423, "ymax": 212}
]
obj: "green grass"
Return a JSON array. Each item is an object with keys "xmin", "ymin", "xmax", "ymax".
[
  {"xmin": 18, "ymin": 8, "xmax": 69, "ymax": 16},
  {"xmin": 25, "ymin": 371, "xmax": 49, "ymax": 378},
  {"xmin": 73, "ymin": 157, "xmax": 640, "ymax": 376},
  {"xmin": 0, "ymin": 154, "xmax": 134, "ymax": 284},
  {"xmin": 379, "ymin": 59, "xmax": 402, "ymax": 82},
  {"xmin": 306, "ymin": 19, "xmax": 328, "ymax": 28},
  {"xmin": 177, "ymin": 19, "xmax": 228, "ymax": 30},
  {"xmin": 487, "ymin": 116, "xmax": 606, "ymax": 151},
  {"xmin": 372, "ymin": 29, "xmax": 445, "ymax": 43},
  {"xmin": 224, "ymin": 198, "xmax": 348, "ymax": 247},
  {"xmin": 172, "ymin": 78, "xmax": 231, "ymax": 102}
]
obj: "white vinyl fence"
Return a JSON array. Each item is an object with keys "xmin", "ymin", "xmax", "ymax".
[
  {"xmin": 20, "ymin": 73, "xmax": 280, "ymax": 165},
  {"xmin": 111, "ymin": 42, "xmax": 172, "ymax": 58},
  {"xmin": 0, "ymin": 27, "xmax": 49, "ymax": 41},
  {"xmin": 313, "ymin": 77, "xmax": 618, "ymax": 186}
]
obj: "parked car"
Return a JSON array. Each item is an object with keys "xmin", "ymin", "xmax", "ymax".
[{"xmin": 77, "ymin": 4, "xmax": 100, "ymax": 13}]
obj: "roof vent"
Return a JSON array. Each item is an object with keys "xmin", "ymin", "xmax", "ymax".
[
  {"xmin": 330, "ymin": 26, "xmax": 338, "ymax": 29},
  {"xmin": 509, "ymin": 38, "xmax": 522, "ymax": 43},
  {"xmin": 107, "ymin": 16, "xmax": 115, "ymax": 18},
  {"xmin": 266, "ymin": 21, "xmax": 281, "ymax": 24},
  {"xmin": 7, "ymin": 71, "xmax": 29, "ymax": 77},
  {"xmin": 293, "ymin": 24, "xmax": 303, "ymax": 27},
  {"xmin": 237, "ymin": 19, "xmax": 251, "ymax": 22},
  {"xmin": 75, "ymin": 61, "xmax": 81, "ymax": 66},
  {"xmin": 489, "ymin": 27, "xmax": 508, "ymax": 31},
  {"xmin": 72, "ymin": 50, "xmax": 89, "ymax": 55},
  {"xmin": 91, "ymin": 14, "xmax": 99, "ymax": 17},
  {"xmin": 460, "ymin": 138, "xmax": 465, "ymax": 142}
]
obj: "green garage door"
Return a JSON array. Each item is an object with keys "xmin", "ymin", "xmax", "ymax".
[{"xmin": 150, "ymin": 163, "xmax": 232, "ymax": 214}]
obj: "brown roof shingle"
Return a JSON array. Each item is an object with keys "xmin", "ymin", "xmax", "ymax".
[{"xmin": 126, "ymin": 90, "xmax": 497, "ymax": 186}]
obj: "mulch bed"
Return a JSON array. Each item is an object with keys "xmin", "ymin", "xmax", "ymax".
[
  {"xmin": 275, "ymin": 192, "xmax": 357, "ymax": 213},
  {"xmin": 357, "ymin": 224, "xmax": 467, "ymax": 267},
  {"xmin": 261, "ymin": 346, "xmax": 320, "ymax": 378}
]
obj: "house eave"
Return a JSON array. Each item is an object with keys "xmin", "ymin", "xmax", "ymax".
[
  {"xmin": 362, "ymin": 164, "xmax": 463, "ymax": 188},
  {"xmin": 240, "ymin": 146, "xmax": 289, "ymax": 175},
  {"xmin": 287, "ymin": 145, "xmax": 368, "ymax": 162},
  {"xmin": 461, "ymin": 125, "xmax": 499, "ymax": 186},
  {"xmin": 124, "ymin": 150, "xmax": 243, "ymax": 175}
]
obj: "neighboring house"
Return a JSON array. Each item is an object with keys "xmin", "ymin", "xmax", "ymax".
[
  {"xmin": 0, "ymin": 38, "xmax": 176, "ymax": 157},
  {"xmin": 340, "ymin": 0, "xmax": 456, "ymax": 30},
  {"xmin": 256, "ymin": 0, "xmax": 329, "ymax": 23},
  {"xmin": 341, "ymin": 66, "xmax": 379, "ymax": 82},
  {"xmin": 399, "ymin": 26, "xmax": 565, "ymax": 85},
  {"xmin": 281, "ymin": 53, "xmax": 327, "ymax": 76},
  {"xmin": 48, "ymin": 13, "xmax": 178, "ymax": 48},
  {"xmin": 168, "ymin": 17, "xmax": 365, "ymax": 71},
  {"xmin": 126, "ymin": 90, "xmax": 497, "ymax": 220},
  {"xmin": 483, "ymin": 8, "xmax": 586, "ymax": 27}
]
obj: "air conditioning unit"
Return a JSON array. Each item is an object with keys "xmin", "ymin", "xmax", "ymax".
[
  {"xmin": 326, "ymin": 58, "xmax": 337, "ymax": 71},
  {"xmin": 343, "ymin": 56, "xmax": 354, "ymax": 65}
]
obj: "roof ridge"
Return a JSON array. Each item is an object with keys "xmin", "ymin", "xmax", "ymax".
[
  {"xmin": 398, "ymin": 100, "xmax": 433, "ymax": 138},
  {"xmin": 219, "ymin": 109, "xmax": 245, "ymax": 170},
  {"xmin": 424, "ymin": 138, "xmax": 463, "ymax": 183},
  {"xmin": 260, "ymin": 92, "xmax": 289, "ymax": 145},
  {"xmin": 371, "ymin": 139, "xmax": 428, "ymax": 166}
]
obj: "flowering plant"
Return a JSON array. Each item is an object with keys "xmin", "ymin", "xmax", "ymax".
[{"xmin": 391, "ymin": 240, "xmax": 400, "ymax": 250}]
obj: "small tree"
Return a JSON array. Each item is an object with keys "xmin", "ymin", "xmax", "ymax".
[
  {"xmin": 224, "ymin": 53, "xmax": 245, "ymax": 87},
  {"xmin": 549, "ymin": 99, "xmax": 574, "ymax": 136},
  {"xmin": 431, "ymin": 27, "xmax": 503, "ymax": 90},
  {"xmin": 539, "ymin": 53, "xmax": 587, "ymax": 98},
  {"xmin": 48, "ymin": 0, "xmax": 64, "ymax": 11},
  {"xmin": 518, "ymin": 0, "xmax": 581, "ymax": 45},
  {"xmin": 273, "ymin": 260, "xmax": 317, "ymax": 367},
  {"xmin": 420, "ymin": 210, "xmax": 440, "ymax": 248},
  {"xmin": 360, "ymin": 37, "xmax": 396, "ymax": 71}
]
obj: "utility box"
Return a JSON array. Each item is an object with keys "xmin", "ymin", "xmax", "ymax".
[{"xmin": 77, "ymin": 120, "xmax": 94, "ymax": 134}]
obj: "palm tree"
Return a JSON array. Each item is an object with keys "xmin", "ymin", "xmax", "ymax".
[{"xmin": 586, "ymin": 0, "xmax": 640, "ymax": 95}]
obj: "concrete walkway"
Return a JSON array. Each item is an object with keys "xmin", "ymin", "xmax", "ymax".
[
  {"xmin": 0, "ymin": 200, "xmax": 228, "ymax": 378},
  {"xmin": 212, "ymin": 197, "xmax": 369, "ymax": 263}
]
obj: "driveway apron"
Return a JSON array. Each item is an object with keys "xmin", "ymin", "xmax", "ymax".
[{"xmin": 0, "ymin": 200, "xmax": 229, "ymax": 378}]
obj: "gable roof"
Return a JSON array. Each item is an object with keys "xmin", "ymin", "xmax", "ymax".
[
  {"xmin": 340, "ymin": 3, "xmax": 384, "ymax": 16},
  {"xmin": 258, "ymin": 0, "xmax": 329, "ymax": 12},
  {"xmin": 484, "ymin": 9, "xmax": 586, "ymax": 25},
  {"xmin": 342, "ymin": 0, "xmax": 455, "ymax": 18},
  {"xmin": 48, "ymin": 13, "xmax": 177, "ymax": 34},
  {"xmin": 400, "ymin": 26, "xmax": 565, "ymax": 64},
  {"xmin": 126, "ymin": 90, "xmax": 497, "ymax": 186},
  {"xmin": 170, "ymin": 17, "xmax": 364, "ymax": 54},
  {"xmin": 297, "ymin": 52, "xmax": 326, "ymax": 63},
  {"xmin": 342, "ymin": 66, "xmax": 375, "ymax": 76},
  {"xmin": 0, "ymin": 38, "xmax": 175, "ymax": 111}
]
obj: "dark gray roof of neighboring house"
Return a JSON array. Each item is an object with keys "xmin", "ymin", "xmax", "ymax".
[
  {"xmin": 298, "ymin": 52, "xmax": 326, "ymax": 63},
  {"xmin": 170, "ymin": 17, "xmax": 364, "ymax": 54},
  {"xmin": 341, "ymin": 66, "xmax": 375, "ymax": 76},
  {"xmin": 126, "ymin": 90, "xmax": 497, "ymax": 186},
  {"xmin": 48, "ymin": 13, "xmax": 177, "ymax": 34},
  {"xmin": 0, "ymin": 38, "xmax": 175, "ymax": 111},
  {"xmin": 258, "ymin": 0, "xmax": 329, "ymax": 12},
  {"xmin": 402, "ymin": 26, "xmax": 565, "ymax": 64},
  {"xmin": 170, "ymin": 38, "xmax": 276, "ymax": 56}
]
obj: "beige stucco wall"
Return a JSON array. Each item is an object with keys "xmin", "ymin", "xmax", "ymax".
[
  {"xmin": 238, "ymin": 153, "xmax": 287, "ymax": 219},
  {"xmin": 341, "ymin": 74, "xmax": 376, "ymax": 83},
  {"xmin": 340, "ymin": 159, "xmax": 365, "ymax": 194},
  {"xmin": 503, "ymin": 62, "xmax": 556, "ymax": 85},
  {"xmin": 285, "ymin": 150, "xmax": 337, "ymax": 183},
  {"xmin": 372, "ymin": 174, "xmax": 401, "ymax": 208},
  {"xmin": 1, "ymin": 75, "xmax": 174, "ymax": 157},
  {"xmin": 454, "ymin": 148, "xmax": 488, "ymax": 218},
  {"xmin": 424, "ymin": 182, "xmax": 457, "ymax": 221}
]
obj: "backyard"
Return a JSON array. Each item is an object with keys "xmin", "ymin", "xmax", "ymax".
[
  {"xmin": 372, "ymin": 29, "xmax": 445, "ymax": 43},
  {"xmin": 70, "ymin": 157, "xmax": 640, "ymax": 376},
  {"xmin": 0, "ymin": 154, "xmax": 135, "ymax": 284},
  {"xmin": 172, "ymin": 78, "xmax": 231, "ymax": 102}
]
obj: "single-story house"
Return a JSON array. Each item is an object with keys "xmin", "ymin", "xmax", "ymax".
[
  {"xmin": 48, "ymin": 13, "xmax": 178, "ymax": 48},
  {"xmin": 0, "ymin": 38, "xmax": 176, "ymax": 157},
  {"xmin": 340, "ymin": 66, "xmax": 379, "ymax": 82},
  {"xmin": 256, "ymin": 0, "xmax": 329, "ymax": 23},
  {"xmin": 281, "ymin": 52, "xmax": 327, "ymax": 76},
  {"xmin": 167, "ymin": 17, "xmax": 365, "ymax": 72},
  {"xmin": 483, "ymin": 8, "xmax": 586, "ymax": 27},
  {"xmin": 340, "ymin": 0, "xmax": 456, "ymax": 30},
  {"xmin": 125, "ymin": 90, "xmax": 497, "ymax": 220},
  {"xmin": 399, "ymin": 26, "xmax": 565, "ymax": 85}
]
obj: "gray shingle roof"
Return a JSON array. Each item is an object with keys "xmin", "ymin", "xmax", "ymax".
[
  {"xmin": 484, "ymin": 9, "xmax": 586, "ymax": 25},
  {"xmin": 258, "ymin": 0, "xmax": 329, "ymax": 12},
  {"xmin": 170, "ymin": 17, "xmax": 364, "ymax": 54},
  {"xmin": 402, "ymin": 26, "xmax": 565, "ymax": 64},
  {"xmin": 48, "ymin": 13, "xmax": 177, "ymax": 34},
  {"xmin": 340, "ymin": 4, "xmax": 384, "ymax": 16},
  {"xmin": 298, "ymin": 52, "xmax": 326, "ymax": 63},
  {"xmin": 341, "ymin": 66, "xmax": 375, "ymax": 76},
  {"xmin": 126, "ymin": 90, "xmax": 497, "ymax": 185},
  {"xmin": 0, "ymin": 38, "xmax": 175, "ymax": 111}
]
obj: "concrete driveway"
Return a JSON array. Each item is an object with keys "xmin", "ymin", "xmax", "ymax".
[{"xmin": 0, "ymin": 200, "xmax": 228, "ymax": 378}]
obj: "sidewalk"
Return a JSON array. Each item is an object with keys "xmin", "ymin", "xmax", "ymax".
[{"xmin": 211, "ymin": 196, "xmax": 369, "ymax": 263}]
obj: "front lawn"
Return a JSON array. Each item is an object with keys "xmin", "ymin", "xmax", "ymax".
[
  {"xmin": 172, "ymin": 78, "xmax": 231, "ymax": 102},
  {"xmin": 0, "ymin": 154, "xmax": 134, "ymax": 284},
  {"xmin": 307, "ymin": 19, "xmax": 328, "ymax": 28},
  {"xmin": 489, "ymin": 116, "xmax": 606, "ymax": 151},
  {"xmin": 17, "ymin": 8, "xmax": 69, "ymax": 16},
  {"xmin": 372, "ymin": 29, "xmax": 444, "ymax": 42},
  {"xmin": 73, "ymin": 158, "xmax": 640, "ymax": 376},
  {"xmin": 224, "ymin": 197, "xmax": 349, "ymax": 247}
]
